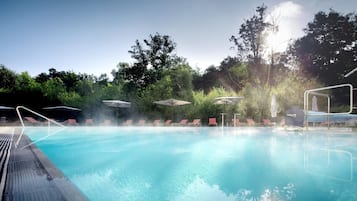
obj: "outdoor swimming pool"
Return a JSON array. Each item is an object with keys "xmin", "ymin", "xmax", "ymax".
[{"xmin": 24, "ymin": 127, "xmax": 357, "ymax": 201}]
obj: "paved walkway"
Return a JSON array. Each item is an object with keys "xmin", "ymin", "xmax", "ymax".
[{"xmin": 0, "ymin": 132, "xmax": 88, "ymax": 201}]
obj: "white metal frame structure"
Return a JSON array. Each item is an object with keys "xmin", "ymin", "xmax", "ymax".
[
  {"xmin": 304, "ymin": 147, "xmax": 355, "ymax": 182},
  {"xmin": 304, "ymin": 84, "xmax": 357, "ymax": 128},
  {"xmin": 304, "ymin": 84, "xmax": 356, "ymax": 129},
  {"xmin": 15, "ymin": 106, "xmax": 65, "ymax": 149}
]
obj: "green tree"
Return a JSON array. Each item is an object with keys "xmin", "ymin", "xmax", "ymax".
[
  {"xmin": 193, "ymin": 65, "xmax": 220, "ymax": 93},
  {"xmin": 15, "ymin": 72, "xmax": 40, "ymax": 92},
  {"xmin": 191, "ymin": 87, "xmax": 238, "ymax": 125},
  {"xmin": 293, "ymin": 10, "xmax": 357, "ymax": 86},
  {"xmin": 58, "ymin": 91, "xmax": 83, "ymax": 107},
  {"xmin": 118, "ymin": 33, "xmax": 179, "ymax": 89},
  {"xmin": 230, "ymin": 5, "xmax": 273, "ymax": 85},
  {"xmin": 0, "ymin": 65, "xmax": 16, "ymax": 90},
  {"xmin": 42, "ymin": 77, "xmax": 66, "ymax": 102},
  {"xmin": 230, "ymin": 5, "xmax": 270, "ymax": 64},
  {"xmin": 168, "ymin": 64, "xmax": 193, "ymax": 99},
  {"xmin": 137, "ymin": 76, "xmax": 174, "ymax": 119},
  {"xmin": 193, "ymin": 57, "xmax": 248, "ymax": 93}
]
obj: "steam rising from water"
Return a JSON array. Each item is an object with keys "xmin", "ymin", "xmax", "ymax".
[
  {"xmin": 72, "ymin": 171, "xmax": 295, "ymax": 201},
  {"xmin": 28, "ymin": 127, "xmax": 357, "ymax": 201}
]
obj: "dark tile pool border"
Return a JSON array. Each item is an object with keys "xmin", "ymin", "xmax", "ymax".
[{"xmin": 1, "ymin": 133, "xmax": 89, "ymax": 201}]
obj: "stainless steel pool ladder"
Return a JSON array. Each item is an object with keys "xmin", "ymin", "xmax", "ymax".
[
  {"xmin": 304, "ymin": 84, "xmax": 356, "ymax": 129},
  {"xmin": 15, "ymin": 106, "xmax": 65, "ymax": 148},
  {"xmin": 304, "ymin": 147, "xmax": 356, "ymax": 182}
]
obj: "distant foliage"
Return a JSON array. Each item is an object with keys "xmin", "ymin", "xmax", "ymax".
[
  {"xmin": 3, "ymin": 6, "xmax": 356, "ymax": 122},
  {"xmin": 114, "ymin": 33, "xmax": 182, "ymax": 89},
  {"xmin": 292, "ymin": 10, "xmax": 357, "ymax": 86},
  {"xmin": 0, "ymin": 65, "xmax": 16, "ymax": 90}
]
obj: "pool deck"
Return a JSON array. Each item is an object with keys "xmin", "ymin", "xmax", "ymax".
[{"xmin": 0, "ymin": 129, "xmax": 88, "ymax": 201}]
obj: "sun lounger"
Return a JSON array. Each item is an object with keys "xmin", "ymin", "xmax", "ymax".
[
  {"xmin": 66, "ymin": 119, "xmax": 78, "ymax": 126},
  {"xmin": 137, "ymin": 119, "xmax": 146, "ymax": 126},
  {"xmin": 152, "ymin": 119, "xmax": 161, "ymax": 126},
  {"xmin": 208, "ymin": 118, "xmax": 218, "ymax": 126},
  {"xmin": 164, "ymin": 120, "xmax": 172, "ymax": 126},
  {"xmin": 232, "ymin": 118, "xmax": 241, "ymax": 126},
  {"xmin": 85, "ymin": 119, "xmax": 94, "ymax": 125},
  {"xmin": 101, "ymin": 119, "xmax": 112, "ymax": 126},
  {"xmin": 122, "ymin": 119, "xmax": 132, "ymax": 126},
  {"xmin": 188, "ymin": 119, "xmax": 201, "ymax": 126},
  {"xmin": 24, "ymin": 117, "xmax": 41, "ymax": 125},
  {"xmin": 263, "ymin": 119, "xmax": 273, "ymax": 126},
  {"xmin": 247, "ymin": 118, "xmax": 255, "ymax": 126},
  {"xmin": 176, "ymin": 119, "xmax": 188, "ymax": 126}
]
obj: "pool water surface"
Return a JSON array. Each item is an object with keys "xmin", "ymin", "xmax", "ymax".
[{"xmin": 25, "ymin": 127, "xmax": 357, "ymax": 201}]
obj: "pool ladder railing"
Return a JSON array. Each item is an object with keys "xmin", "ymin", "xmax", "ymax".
[
  {"xmin": 304, "ymin": 84, "xmax": 356, "ymax": 130},
  {"xmin": 15, "ymin": 106, "xmax": 65, "ymax": 148}
]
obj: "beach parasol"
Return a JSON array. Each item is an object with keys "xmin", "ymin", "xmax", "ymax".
[
  {"xmin": 153, "ymin": 98, "xmax": 191, "ymax": 120},
  {"xmin": 213, "ymin": 96, "xmax": 243, "ymax": 105},
  {"xmin": 153, "ymin": 98, "xmax": 191, "ymax": 106},
  {"xmin": 102, "ymin": 100, "xmax": 131, "ymax": 108},
  {"xmin": 270, "ymin": 95, "xmax": 278, "ymax": 118},
  {"xmin": 102, "ymin": 100, "xmax": 131, "ymax": 120},
  {"xmin": 0, "ymin": 106, "xmax": 15, "ymax": 122},
  {"xmin": 311, "ymin": 96, "xmax": 318, "ymax": 112},
  {"xmin": 43, "ymin": 106, "xmax": 81, "ymax": 111},
  {"xmin": 213, "ymin": 96, "xmax": 243, "ymax": 126},
  {"xmin": 0, "ymin": 106, "xmax": 14, "ymax": 110},
  {"xmin": 43, "ymin": 105, "xmax": 81, "ymax": 121}
]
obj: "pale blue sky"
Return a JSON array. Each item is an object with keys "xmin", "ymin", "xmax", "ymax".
[{"xmin": 1, "ymin": 0, "xmax": 356, "ymax": 77}]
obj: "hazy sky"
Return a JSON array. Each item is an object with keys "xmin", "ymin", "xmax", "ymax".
[{"xmin": 1, "ymin": 0, "xmax": 356, "ymax": 77}]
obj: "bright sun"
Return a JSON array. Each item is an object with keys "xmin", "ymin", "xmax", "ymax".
[{"xmin": 264, "ymin": 1, "xmax": 304, "ymax": 53}]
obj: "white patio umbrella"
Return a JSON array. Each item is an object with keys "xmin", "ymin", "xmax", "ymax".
[
  {"xmin": 0, "ymin": 106, "xmax": 15, "ymax": 122},
  {"xmin": 43, "ymin": 105, "xmax": 81, "ymax": 121},
  {"xmin": 153, "ymin": 98, "xmax": 191, "ymax": 106},
  {"xmin": 43, "ymin": 106, "xmax": 81, "ymax": 111},
  {"xmin": 213, "ymin": 96, "xmax": 243, "ymax": 105},
  {"xmin": 270, "ymin": 95, "xmax": 278, "ymax": 118},
  {"xmin": 153, "ymin": 98, "xmax": 191, "ymax": 120},
  {"xmin": 213, "ymin": 96, "xmax": 244, "ymax": 127},
  {"xmin": 312, "ymin": 96, "xmax": 318, "ymax": 111},
  {"xmin": 102, "ymin": 100, "xmax": 131, "ymax": 122},
  {"xmin": 102, "ymin": 100, "xmax": 131, "ymax": 108},
  {"xmin": 0, "ymin": 106, "xmax": 14, "ymax": 110}
]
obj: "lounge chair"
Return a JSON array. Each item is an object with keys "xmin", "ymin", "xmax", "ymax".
[
  {"xmin": 122, "ymin": 119, "xmax": 132, "ymax": 126},
  {"xmin": 247, "ymin": 118, "xmax": 255, "ymax": 126},
  {"xmin": 279, "ymin": 118, "xmax": 285, "ymax": 126},
  {"xmin": 188, "ymin": 119, "xmax": 201, "ymax": 126},
  {"xmin": 152, "ymin": 119, "xmax": 161, "ymax": 126},
  {"xmin": 164, "ymin": 120, "xmax": 172, "ymax": 126},
  {"xmin": 208, "ymin": 118, "xmax": 218, "ymax": 126},
  {"xmin": 178, "ymin": 119, "xmax": 188, "ymax": 126},
  {"xmin": 24, "ymin": 117, "xmax": 41, "ymax": 125},
  {"xmin": 232, "ymin": 118, "xmax": 241, "ymax": 126},
  {"xmin": 65, "ymin": 119, "xmax": 78, "ymax": 126},
  {"xmin": 263, "ymin": 119, "xmax": 272, "ymax": 126},
  {"xmin": 137, "ymin": 119, "xmax": 146, "ymax": 126},
  {"xmin": 85, "ymin": 119, "xmax": 94, "ymax": 125},
  {"xmin": 101, "ymin": 119, "xmax": 112, "ymax": 126}
]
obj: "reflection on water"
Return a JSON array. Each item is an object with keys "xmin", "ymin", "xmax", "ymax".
[
  {"xmin": 174, "ymin": 176, "xmax": 295, "ymax": 201},
  {"xmin": 27, "ymin": 127, "xmax": 357, "ymax": 201}
]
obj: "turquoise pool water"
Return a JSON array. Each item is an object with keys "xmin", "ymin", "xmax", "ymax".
[{"xmin": 25, "ymin": 127, "xmax": 357, "ymax": 201}]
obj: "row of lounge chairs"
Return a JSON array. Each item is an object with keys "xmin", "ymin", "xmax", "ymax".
[
  {"xmin": 23, "ymin": 116, "xmax": 277, "ymax": 127},
  {"xmin": 22, "ymin": 117, "xmax": 203, "ymax": 126}
]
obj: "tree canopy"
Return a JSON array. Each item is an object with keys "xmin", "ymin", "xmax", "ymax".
[
  {"xmin": 292, "ymin": 10, "xmax": 357, "ymax": 86},
  {"xmin": 1, "ymin": 6, "xmax": 356, "ymax": 123}
]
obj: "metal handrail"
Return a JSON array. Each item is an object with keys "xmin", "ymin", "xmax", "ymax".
[
  {"xmin": 304, "ymin": 84, "xmax": 354, "ymax": 130},
  {"xmin": 15, "ymin": 106, "xmax": 65, "ymax": 148},
  {"xmin": 304, "ymin": 147, "xmax": 354, "ymax": 182},
  {"xmin": 16, "ymin": 106, "xmax": 65, "ymax": 128}
]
